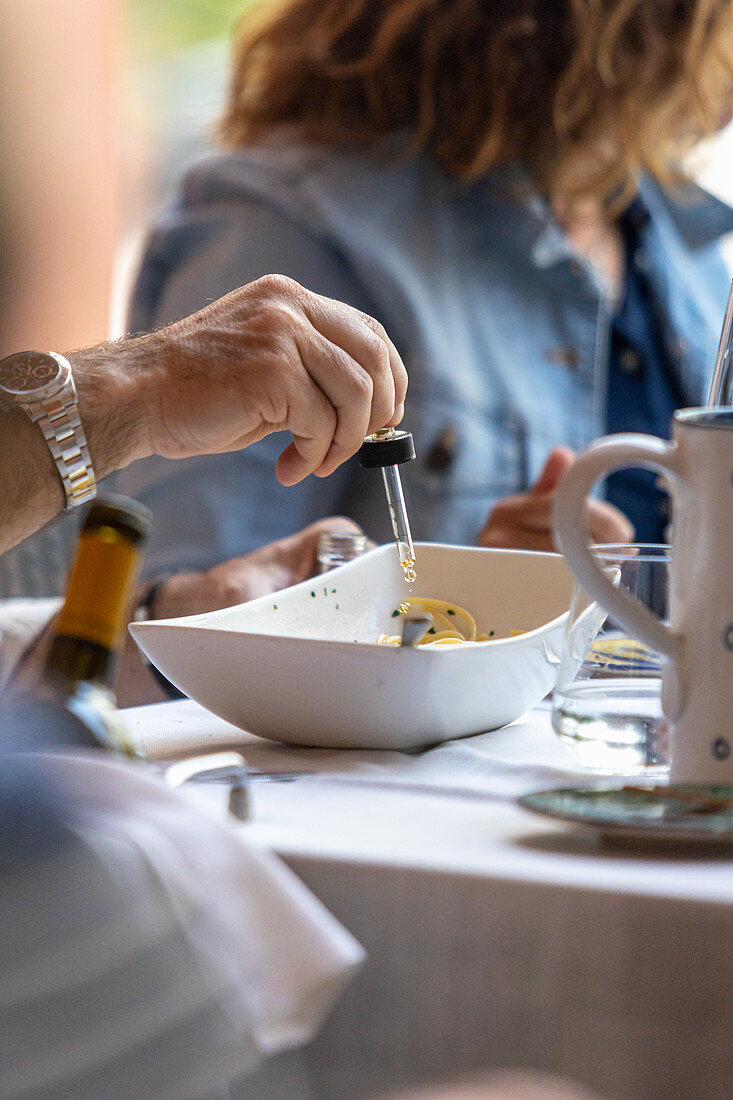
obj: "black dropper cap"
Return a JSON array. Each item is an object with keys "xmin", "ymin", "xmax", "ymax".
[{"xmin": 357, "ymin": 430, "xmax": 415, "ymax": 468}]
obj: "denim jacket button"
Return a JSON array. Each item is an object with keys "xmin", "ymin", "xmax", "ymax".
[
  {"xmin": 424, "ymin": 426, "xmax": 458, "ymax": 471},
  {"xmin": 545, "ymin": 347, "xmax": 580, "ymax": 371},
  {"xmin": 634, "ymin": 247, "xmax": 651, "ymax": 272},
  {"xmin": 620, "ymin": 348, "xmax": 642, "ymax": 374}
]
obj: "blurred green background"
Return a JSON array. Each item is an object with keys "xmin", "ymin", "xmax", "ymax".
[{"xmin": 129, "ymin": 0, "xmax": 258, "ymax": 56}]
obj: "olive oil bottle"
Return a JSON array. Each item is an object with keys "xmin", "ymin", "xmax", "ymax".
[{"xmin": 1, "ymin": 494, "xmax": 151, "ymax": 754}]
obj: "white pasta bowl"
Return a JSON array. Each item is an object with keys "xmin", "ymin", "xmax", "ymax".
[{"xmin": 130, "ymin": 543, "xmax": 573, "ymax": 750}]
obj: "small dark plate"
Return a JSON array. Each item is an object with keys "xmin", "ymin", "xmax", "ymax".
[{"xmin": 518, "ymin": 784, "xmax": 733, "ymax": 847}]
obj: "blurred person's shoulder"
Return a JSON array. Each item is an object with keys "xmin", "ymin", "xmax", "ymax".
[
  {"xmin": 639, "ymin": 175, "xmax": 733, "ymax": 253},
  {"xmin": 176, "ymin": 129, "xmax": 446, "ymax": 226},
  {"xmin": 131, "ymin": 131, "xmax": 451, "ymax": 333}
]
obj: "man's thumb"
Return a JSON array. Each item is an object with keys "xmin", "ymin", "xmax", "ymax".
[{"xmin": 531, "ymin": 446, "xmax": 576, "ymax": 495}]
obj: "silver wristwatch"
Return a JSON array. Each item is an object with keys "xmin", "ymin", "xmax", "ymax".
[{"xmin": 0, "ymin": 350, "xmax": 96, "ymax": 511}]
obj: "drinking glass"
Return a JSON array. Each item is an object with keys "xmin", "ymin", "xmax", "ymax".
[
  {"xmin": 551, "ymin": 544, "xmax": 670, "ymax": 774},
  {"xmin": 707, "ymin": 278, "xmax": 733, "ymax": 405},
  {"xmin": 317, "ymin": 530, "xmax": 368, "ymax": 572}
]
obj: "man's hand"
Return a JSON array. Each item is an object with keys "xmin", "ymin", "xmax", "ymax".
[
  {"xmin": 138, "ymin": 275, "xmax": 408, "ymax": 484},
  {"xmin": 478, "ymin": 446, "xmax": 634, "ymax": 552},
  {"xmin": 0, "ymin": 275, "xmax": 407, "ymax": 555},
  {"xmin": 150, "ymin": 516, "xmax": 368, "ymax": 619}
]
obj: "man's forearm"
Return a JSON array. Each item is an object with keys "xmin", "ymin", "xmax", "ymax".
[
  {"xmin": 0, "ymin": 276, "xmax": 408, "ymax": 554},
  {"xmin": 0, "ymin": 402, "xmax": 64, "ymax": 552},
  {"xmin": 0, "ymin": 333, "xmax": 161, "ymax": 554}
]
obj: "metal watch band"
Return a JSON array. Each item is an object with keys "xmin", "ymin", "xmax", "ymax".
[{"xmin": 30, "ymin": 357, "xmax": 96, "ymax": 511}]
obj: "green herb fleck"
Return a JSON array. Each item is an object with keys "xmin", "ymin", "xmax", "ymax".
[
  {"xmin": 310, "ymin": 591, "xmax": 316, "ymax": 598},
  {"xmin": 324, "ymin": 587, "xmax": 328, "ymax": 596},
  {"xmin": 273, "ymin": 604, "xmax": 278, "ymax": 610},
  {"xmin": 331, "ymin": 588, "xmax": 336, "ymax": 594},
  {"xmin": 447, "ymin": 608, "xmax": 455, "ymax": 615},
  {"xmin": 336, "ymin": 603, "xmax": 339, "ymax": 609},
  {"xmin": 391, "ymin": 609, "xmax": 400, "ymax": 618},
  {"xmin": 427, "ymin": 627, "xmax": 436, "ymax": 635},
  {"xmin": 489, "ymin": 630, "xmax": 495, "ymax": 637}
]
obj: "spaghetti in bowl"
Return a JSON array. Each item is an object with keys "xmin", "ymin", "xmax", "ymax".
[{"xmin": 130, "ymin": 544, "xmax": 573, "ymax": 750}]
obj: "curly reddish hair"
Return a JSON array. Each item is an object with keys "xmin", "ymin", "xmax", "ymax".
[{"xmin": 220, "ymin": 0, "xmax": 733, "ymax": 208}]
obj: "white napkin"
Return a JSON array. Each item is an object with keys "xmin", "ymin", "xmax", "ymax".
[
  {"xmin": 0, "ymin": 597, "xmax": 60, "ymax": 691},
  {"xmin": 0, "ymin": 751, "xmax": 364, "ymax": 1099}
]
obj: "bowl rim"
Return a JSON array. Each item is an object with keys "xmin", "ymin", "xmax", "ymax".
[{"xmin": 129, "ymin": 541, "xmax": 571, "ymax": 653}]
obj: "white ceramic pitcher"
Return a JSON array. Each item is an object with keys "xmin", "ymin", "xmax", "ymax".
[{"xmin": 554, "ymin": 408, "xmax": 733, "ymax": 784}]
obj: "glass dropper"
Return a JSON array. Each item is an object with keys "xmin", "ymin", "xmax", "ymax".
[
  {"xmin": 381, "ymin": 462, "xmax": 416, "ymax": 582},
  {"xmin": 357, "ymin": 427, "xmax": 417, "ymax": 582}
]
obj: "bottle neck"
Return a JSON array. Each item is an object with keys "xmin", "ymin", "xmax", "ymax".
[
  {"xmin": 43, "ymin": 524, "xmax": 142, "ymax": 696},
  {"xmin": 43, "ymin": 633, "xmax": 116, "ymax": 694}
]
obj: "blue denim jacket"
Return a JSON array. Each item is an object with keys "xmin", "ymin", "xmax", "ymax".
[{"xmin": 113, "ymin": 141, "xmax": 733, "ymax": 577}]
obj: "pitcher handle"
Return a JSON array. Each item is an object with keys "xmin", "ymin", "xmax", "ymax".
[{"xmin": 553, "ymin": 433, "xmax": 683, "ymax": 664}]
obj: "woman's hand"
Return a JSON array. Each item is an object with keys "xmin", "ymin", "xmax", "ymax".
[{"xmin": 478, "ymin": 446, "xmax": 634, "ymax": 552}]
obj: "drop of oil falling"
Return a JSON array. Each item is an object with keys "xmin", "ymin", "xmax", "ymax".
[
  {"xmin": 398, "ymin": 554, "xmax": 417, "ymax": 614},
  {"xmin": 400, "ymin": 555, "xmax": 417, "ymax": 586}
]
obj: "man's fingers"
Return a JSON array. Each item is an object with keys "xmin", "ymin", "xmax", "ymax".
[
  {"xmin": 275, "ymin": 374, "xmax": 338, "ymax": 485},
  {"xmin": 300, "ymin": 291, "xmax": 405, "ymax": 433},
  {"xmin": 388, "ymin": 400, "xmax": 405, "ymax": 427},
  {"xmin": 291, "ymin": 327, "xmax": 377, "ymax": 476},
  {"xmin": 276, "ymin": 441, "xmax": 313, "ymax": 486},
  {"xmin": 355, "ymin": 310, "xmax": 409, "ymax": 421}
]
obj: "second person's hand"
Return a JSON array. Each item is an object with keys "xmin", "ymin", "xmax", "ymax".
[
  {"xmin": 478, "ymin": 446, "xmax": 635, "ymax": 552},
  {"xmin": 149, "ymin": 516, "xmax": 369, "ymax": 619}
]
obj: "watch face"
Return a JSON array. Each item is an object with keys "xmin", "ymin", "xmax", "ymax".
[{"xmin": 0, "ymin": 351, "xmax": 63, "ymax": 397}]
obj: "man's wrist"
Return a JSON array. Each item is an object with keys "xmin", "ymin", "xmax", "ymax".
[
  {"xmin": 0, "ymin": 333, "xmax": 167, "ymax": 555},
  {"xmin": 67, "ymin": 331, "xmax": 166, "ymax": 477}
]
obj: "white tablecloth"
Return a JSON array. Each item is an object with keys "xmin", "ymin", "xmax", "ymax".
[{"xmin": 123, "ymin": 699, "xmax": 733, "ymax": 1100}]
